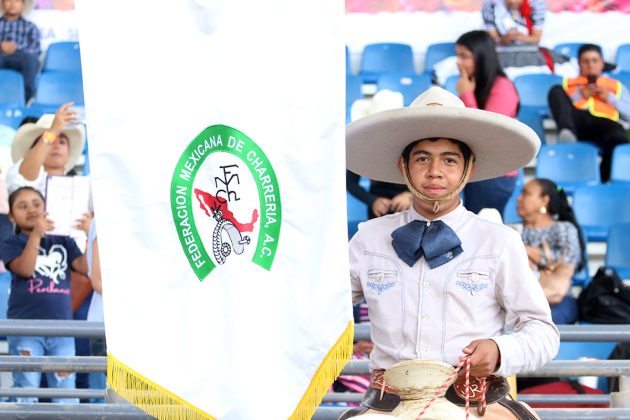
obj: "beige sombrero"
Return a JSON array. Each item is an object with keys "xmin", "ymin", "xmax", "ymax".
[
  {"xmin": 346, "ymin": 86, "xmax": 540, "ymax": 183},
  {"xmin": 0, "ymin": 0, "xmax": 34, "ymax": 16},
  {"xmin": 11, "ymin": 114, "xmax": 85, "ymax": 174}
]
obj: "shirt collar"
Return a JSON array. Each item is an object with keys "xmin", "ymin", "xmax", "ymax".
[{"xmin": 407, "ymin": 199, "xmax": 467, "ymax": 226}]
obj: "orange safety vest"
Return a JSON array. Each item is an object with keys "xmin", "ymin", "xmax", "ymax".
[{"xmin": 563, "ymin": 76, "xmax": 622, "ymax": 121}]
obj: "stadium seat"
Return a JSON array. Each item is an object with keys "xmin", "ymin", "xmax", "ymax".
[
  {"xmin": 423, "ymin": 42, "xmax": 455, "ymax": 74},
  {"xmin": 30, "ymin": 71, "xmax": 85, "ymax": 111},
  {"xmin": 611, "ymin": 143, "xmax": 630, "ymax": 184},
  {"xmin": 535, "ymin": 143, "xmax": 600, "ymax": 195},
  {"xmin": 606, "ymin": 223, "xmax": 630, "ymax": 279},
  {"xmin": 0, "ymin": 69, "xmax": 25, "ymax": 106},
  {"xmin": 615, "ymin": 43, "xmax": 630, "ymax": 71},
  {"xmin": 346, "ymin": 73, "xmax": 363, "ymax": 123},
  {"xmin": 346, "ymin": 46, "xmax": 352, "ymax": 74},
  {"xmin": 444, "ymin": 74, "xmax": 459, "ymax": 96},
  {"xmin": 0, "ymin": 105, "xmax": 27, "ymax": 129},
  {"xmin": 0, "ymin": 271, "xmax": 10, "ymax": 319},
  {"xmin": 43, "ymin": 41, "xmax": 82, "ymax": 73},
  {"xmin": 554, "ymin": 42, "xmax": 598, "ymax": 60},
  {"xmin": 572, "ymin": 184, "xmax": 630, "ymax": 242},
  {"xmin": 359, "ymin": 43, "xmax": 415, "ymax": 84},
  {"xmin": 514, "ymin": 74, "xmax": 562, "ymax": 143},
  {"xmin": 612, "ymin": 71, "xmax": 630, "ymax": 91},
  {"xmin": 502, "ymin": 184, "xmax": 522, "ymax": 225},
  {"xmin": 376, "ymin": 72, "xmax": 432, "ymax": 106}
]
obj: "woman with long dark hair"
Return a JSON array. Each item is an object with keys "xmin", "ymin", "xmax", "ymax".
[
  {"xmin": 517, "ymin": 178, "xmax": 586, "ymax": 324},
  {"xmin": 455, "ymin": 30, "xmax": 520, "ymax": 216}
]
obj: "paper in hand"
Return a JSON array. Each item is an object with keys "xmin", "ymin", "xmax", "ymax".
[{"xmin": 45, "ymin": 175, "xmax": 91, "ymax": 238}]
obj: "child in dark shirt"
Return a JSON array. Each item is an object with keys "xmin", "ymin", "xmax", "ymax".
[{"xmin": 0, "ymin": 186, "xmax": 88, "ymax": 403}]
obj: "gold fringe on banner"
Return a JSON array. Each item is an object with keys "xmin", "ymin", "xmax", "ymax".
[
  {"xmin": 289, "ymin": 320, "xmax": 355, "ymax": 420},
  {"xmin": 108, "ymin": 320, "xmax": 353, "ymax": 419},
  {"xmin": 108, "ymin": 353, "xmax": 216, "ymax": 420}
]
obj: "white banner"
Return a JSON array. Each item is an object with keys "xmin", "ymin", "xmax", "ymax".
[{"xmin": 75, "ymin": 1, "xmax": 351, "ymax": 419}]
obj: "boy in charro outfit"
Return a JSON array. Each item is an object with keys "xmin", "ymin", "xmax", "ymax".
[{"xmin": 343, "ymin": 87, "xmax": 559, "ymax": 419}]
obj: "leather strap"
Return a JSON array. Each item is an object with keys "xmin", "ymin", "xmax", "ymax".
[{"xmin": 445, "ymin": 376, "xmax": 509, "ymax": 406}]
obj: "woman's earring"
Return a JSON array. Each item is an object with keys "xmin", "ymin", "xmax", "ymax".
[{"xmin": 539, "ymin": 206, "xmax": 547, "ymax": 214}]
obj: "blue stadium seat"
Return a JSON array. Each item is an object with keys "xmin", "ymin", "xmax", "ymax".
[
  {"xmin": 0, "ymin": 105, "xmax": 27, "ymax": 129},
  {"xmin": 611, "ymin": 143, "xmax": 630, "ymax": 184},
  {"xmin": 572, "ymin": 184, "xmax": 630, "ymax": 242},
  {"xmin": 346, "ymin": 46, "xmax": 352, "ymax": 74},
  {"xmin": 376, "ymin": 72, "xmax": 432, "ymax": 106},
  {"xmin": 444, "ymin": 74, "xmax": 459, "ymax": 96},
  {"xmin": 347, "ymin": 178, "xmax": 370, "ymax": 239},
  {"xmin": 30, "ymin": 71, "xmax": 85, "ymax": 111},
  {"xmin": 611, "ymin": 71, "xmax": 630, "ymax": 91},
  {"xmin": 43, "ymin": 41, "xmax": 82, "ymax": 73},
  {"xmin": 535, "ymin": 143, "xmax": 600, "ymax": 195},
  {"xmin": 346, "ymin": 73, "xmax": 363, "ymax": 123},
  {"xmin": 615, "ymin": 43, "xmax": 630, "ymax": 71},
  {"xmin": 606, "ymin": 223, "xmax": 630, "ymax": 279},
  {"xmin": 514, "ymin": 74, "xmax": 562, "ymax": 143},
  {"xmin": 502, "ymin": 184, "xmax": 522, "ymax": 225},
  {"xmin": 554, "ymin": 42, "xmax": 598, "ymax": 60},
  {"xmin": 0, "ymin": 69, "xmax": 25, "ymax": 106},
  {"xmin": 359, "ymin": 43, "xmax": 415, "ymax": 84},
  {"xmin": 423, "ymin": 42, "xmax": 455, "ymax": 74},
  {"xmin": 0, "ymin": 271, "xmax": 11, "ymax": 319}
]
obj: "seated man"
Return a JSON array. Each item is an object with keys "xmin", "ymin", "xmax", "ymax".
[
  {"xmin": 548, "ymin": 44, "xmax": 630, "ymax": 182},
  {"xmin": 343, "ymin": 87, "xmax": 559, "ymax": 419}
]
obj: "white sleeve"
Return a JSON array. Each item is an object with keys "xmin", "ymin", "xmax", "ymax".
[
  {"xmin": 491, "ymin": 229, "xmax": 560, "ymax": 377},
  {"xmin": 349, "ymin": 226, "xmax": 365, "ymax": 305},
  {"xmin": 5, "ymin": 159, "xmax": 48, "ymax": 195}
]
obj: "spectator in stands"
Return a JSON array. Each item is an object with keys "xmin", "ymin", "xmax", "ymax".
[
  {"xmin": 347, "ymin": 90, "xmax": 411, "ymax": 219},
  {"xmin": 0, "ymin": 0, "xmax": 40, "ymax": 101},
  {"xmin": 482, "ymin": 0, "xmax": 545, "ymax": 46},
  {"xmin": 455, "ymin": 30, "xmax": 519, "ymax": 216},
  {"xmin": 516, "ymin": 178, "xmax": 586, "ymax": 324},
  {"xmin": 0, "ymin": 186, "xmax": 88, "ymax": 403},
  {"xmin": 548, "ymin": 44, "xmax": 630, "ymax": 182},
  {"xmin": 6, "ymin": 102, "xmax": 84, "ymax": 195}
]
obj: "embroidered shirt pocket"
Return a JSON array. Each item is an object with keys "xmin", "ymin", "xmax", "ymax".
[
  {"xmin": 455, "ymin": 269, "xmax": 491, "ymax": 296},
  {"xmin": 366, "ymin": 269, "xmax": 397, "ymax": 295}
]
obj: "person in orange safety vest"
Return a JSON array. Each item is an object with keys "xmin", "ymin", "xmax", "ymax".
[{"xmin": 548, "ymin": 44, "xmax": 630, "ymax": 182}]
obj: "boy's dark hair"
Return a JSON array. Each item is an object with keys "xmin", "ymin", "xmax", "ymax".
[
  {"xmin": 535, "ymin": 178, "xmax": 587, "ymax": 272},
  {"xmin": 8, "ymin": 186, "xmax": 45, "ymax": 214},
  {"xmin": 401, "ymin": 138, "xmax": 473, "ymax": 165},
  {"xmin": 578, "ymin": 44, "xmax": 603, "ymax": 60}
]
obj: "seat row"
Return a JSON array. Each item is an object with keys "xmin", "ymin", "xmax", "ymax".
[
  {"xmin": 347, "ymin": 42, "xmax": 630, "ymax": 82},
  {"xmin": 0, "ymin": 42, "xmax": 83, "ymax": 128}
]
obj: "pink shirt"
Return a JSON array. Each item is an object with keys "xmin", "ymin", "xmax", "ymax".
[{"xmin": 460, "ymin": 76, "xmax": 519, "ymax": 176}]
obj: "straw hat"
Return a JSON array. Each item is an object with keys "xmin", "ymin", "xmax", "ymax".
[
  {"xmin": 346, "ymin": 86, "xmax": 540, "ymax": 183},
  {"xmin": 11, "ymin": 114, "xmax": 85, "ymax": 174},
  {"xmin": 0, "ymin": 0, "xmax": 34, "ymax": 16}
]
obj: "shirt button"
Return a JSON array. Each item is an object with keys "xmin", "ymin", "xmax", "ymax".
[{"xmin": 423, "ymin": 282, "xmax": 430, "ymax": 288}]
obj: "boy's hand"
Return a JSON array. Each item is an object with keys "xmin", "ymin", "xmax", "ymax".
[
  {"xmin": 0, "ymin": 41, "xmax": 17, "ymax": 55},
  {"xmin": 460, "ymin": 339, "xmax": 501, "ymax": 377}
]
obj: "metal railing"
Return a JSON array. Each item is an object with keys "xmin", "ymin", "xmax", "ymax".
[{"xmin": 0, "ymin": 320, "xmax": 627, "ymax": 419}]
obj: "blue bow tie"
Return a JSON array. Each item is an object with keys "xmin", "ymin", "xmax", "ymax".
[{"xmin": 391, "ymin": 220, "xmax": 463, "ymax": 268}]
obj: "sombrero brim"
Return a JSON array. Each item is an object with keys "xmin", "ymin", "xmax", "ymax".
[
  {"xmin": 11, "ymin": 125, "xmax": 85, "ymax": 174},
  {"xmin": 346, "ymin": 105, "xmax": 540, "ymax": 183}
]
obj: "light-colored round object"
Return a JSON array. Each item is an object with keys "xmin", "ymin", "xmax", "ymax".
[{"xmin": 383, "ymin": 359, "xmax": 456, "ymax": 400}]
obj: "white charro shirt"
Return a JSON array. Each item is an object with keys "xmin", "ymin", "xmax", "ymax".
[{"xmin": 349, "ymin": 202, "xmax": 560, "ymax": 377}]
